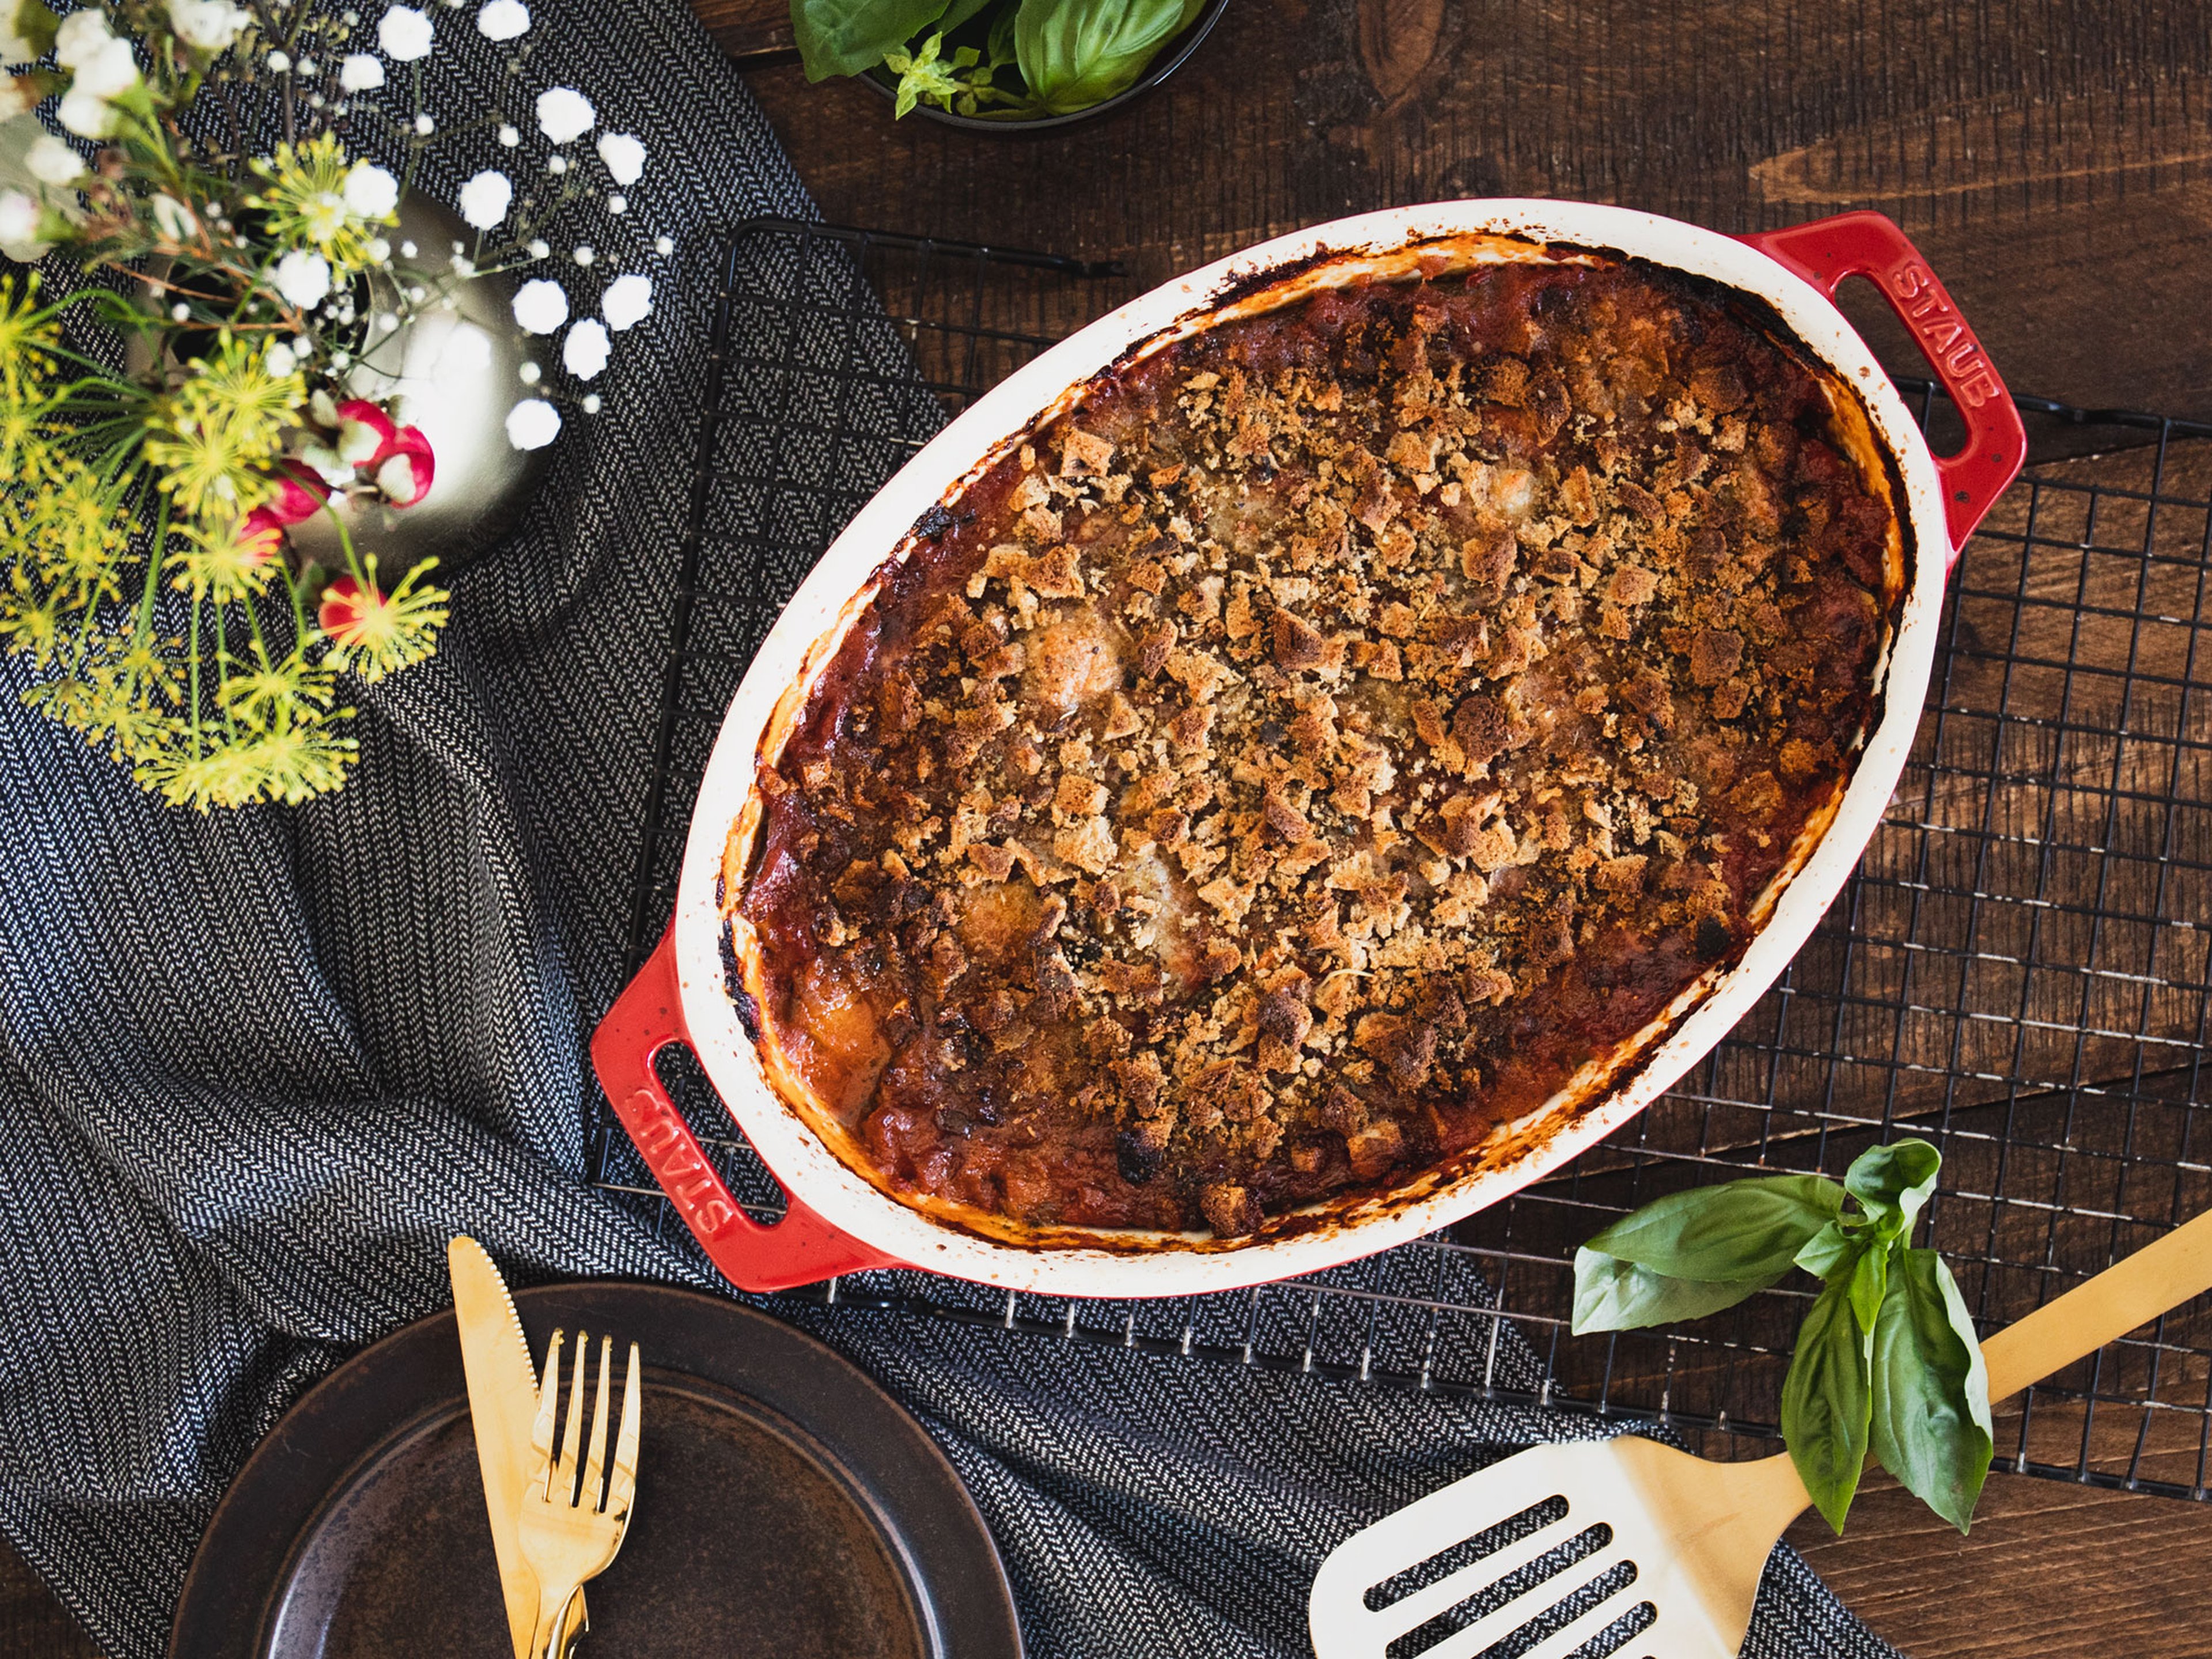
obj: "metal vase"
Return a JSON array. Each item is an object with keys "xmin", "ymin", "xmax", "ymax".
[{"xmin": 285, "ymin": 192, "xmax": 553, "ymax": 579}]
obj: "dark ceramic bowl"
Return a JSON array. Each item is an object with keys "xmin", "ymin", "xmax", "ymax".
[{"xmin": 860, "ymin": 0, "xmax": 1228, "ymax": 131}]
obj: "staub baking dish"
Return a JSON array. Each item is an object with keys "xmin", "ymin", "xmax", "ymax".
[{"xmin": 591, "ymin": 202, "xmax": 2024, "ymax": 1296}]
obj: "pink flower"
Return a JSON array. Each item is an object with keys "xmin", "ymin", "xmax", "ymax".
[
  {"xmin": 266, "ymin": 464, "xmax": 332, "ymax": 527},
  {"xmin": 236, "ymin": 507, "xmax": 287, "ymax": 564},
  {"xmin": 318, "ymin": 575, "xmax": 384, "ymax": 644},
  {"xmin": 374, "ymin": 424, "xmax": 435, "ymax": 506},
  {"xmin": 327, "ymin": 400, "xmax": 435, "ymax": 507},
  {"xmin": 333, "ymin": 399, "xmax": 398, "ymax": 465}
]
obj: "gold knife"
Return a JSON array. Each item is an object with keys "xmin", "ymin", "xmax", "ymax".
[{"xmin": 449, "ymin": 1236, "xmax": 588, "ymax": 1659}]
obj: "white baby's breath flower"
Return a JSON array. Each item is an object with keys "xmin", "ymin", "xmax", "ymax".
[
  {"xmin": 594, "ymin": 131, "xmax": 644, "ymax": 185},
  {"xmin": 561, "ymin": 317, "xmax": 608, "ymax": 381},
  {"xmin": 377, "ymin": 4, "xmax": 431, "ymax": 60},
  {"xmin": 26, "ymin": 132, "xmax": 84, "ymax": 185},
  {"xmin": 456, "ymin": 167, "xmax": 509, "ymax": 228},
  {"xmin": 475, "ymin": 0, "xmax": 527, "ymax": 39},
  {"xmin": 504, "ymin": 397, "xmax": 560, "ymax": 450},
  {"xmin": 600, "ymin": 272, "xmax": 651, "ymax": 331},
  {"xmin": 338, "ymin": 51, "xmax": 384, "ymax": 89},
  {"xmin": 342, "ymin": 160, "xmax": 397, "ymax": 219},
  {"xmin": 0, "ymin": 184, "xmax": 47, "ymax": 261},
  {"xmin": 264, "ymin": 340, "xmax": 298, "ymax": 377},
  {"xmin": 510, "ymin": 276, "xmax": 567, "ymax": 334},
  {"xmin": 69, "ymin": 32, "xmax": 138, "ymax": 97},
  {"xmin": 412, "ymin": 111, "xmax": 433, "ymax": 134},
  {"xmin": 534, "ymin": 85, "xmax": 592, "ymax": 143},
  {"xmin": 148, "ymin": 192, "xmax": 196, "ymax": 239},
  {"xmin": 55, "ymin": 81, "xmax": 119, "ymax": 137},
  {"xmin": 274, "ymin": 248, "xmax": 332, "ymax": 309},
  {"xmin": 166, "ymin": 0, "xmax": 250, "ymax": 54},
  {"xmin": 264, "ymin": 47, "xmax": 289, "ymax": 70},
  {"xmin": 52, "ymin": 9, "xmax": 114, "ymax": 68}
]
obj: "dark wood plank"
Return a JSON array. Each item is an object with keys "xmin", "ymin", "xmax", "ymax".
[
  {"xmin": 1787, "ymin": 1467, "xmax": 2212, "ymax": 1657},
  {"xmin": 689, "ymin": 0, "xmax": 793, "ymax": 63},
  {"xmin": 734, "ymin": 0, "xmax": 2212, "ymax": 425},
  {"xmin": 0, "ymin": 1542, "xmax": 99, "ymax": 1659}
]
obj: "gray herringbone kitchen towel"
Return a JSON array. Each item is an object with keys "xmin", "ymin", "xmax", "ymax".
[{"xmin": 0, "ymin": 1, "xmax": 1900, "ymax": 1654}]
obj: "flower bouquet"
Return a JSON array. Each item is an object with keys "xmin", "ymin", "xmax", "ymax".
[{"xmin": 2, "ymin": 0, "xmax": 660, "ymax": 808}]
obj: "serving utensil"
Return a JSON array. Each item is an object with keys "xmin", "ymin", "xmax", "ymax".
[
  {"xmin": 518, "ymin": 1327, "xmax": 643, "ymax": 1659},
  {"xmin": 1309, "ymin": 1205, "xmax": 2212, "ymax": 1658}
]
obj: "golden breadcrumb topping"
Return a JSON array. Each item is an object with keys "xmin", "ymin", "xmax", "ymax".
[{"xmin": 732, "ymin": 259, "xmax": 1898, "ymax": 1240}]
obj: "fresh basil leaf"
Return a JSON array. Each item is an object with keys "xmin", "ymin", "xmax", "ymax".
[
  {"xmin": 1582, "ymin": 1174, "xmax": 1843, "ymax": 1283},
  {"xmin": 1791, "ymin": 1218, "xmax": 1855, "ymax": 1280},
  {"xmin": 1781, "ymin": 1276, "xmax": 1874, "ymax": 1533},
  {"xmin": 937, "ymin": 0, "xmax": 998, "ymax": 31},
  {"xmin": 1869, "ymin": 1248, "xmax": 1994, "ymax": 1532},
  {"xmin": 1843, "ymin": 1138, "xmax": 1941, "ymax": 1243},
  {"xmin": 1570, "ymin": 1247, "xmax": 1774, "ymax": 1334},
  {"xmin": 986, "ymin": 1, "xmax": 1017, "ymax": 64},
  {"xmin": 1844, "ymin": 1237, "xmax": 1889, "ymax": 1337},
  {"xmin": 792, "ymin": 0, "xmax": 950, "ymax": 79},
  {"xmin": 1014, "ymin": 0, "xmax": 1197, "ymax": 113}
]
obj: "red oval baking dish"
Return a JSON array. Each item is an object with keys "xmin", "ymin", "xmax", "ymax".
[{"xmin": 591, "ymin": 202, "xmax": 2024, "ymax": 1297}]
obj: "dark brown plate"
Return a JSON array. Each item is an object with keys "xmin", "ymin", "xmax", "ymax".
[{"xmin": 168, "ymin": 1281, "xmax": 1021, "ymax": 1659}]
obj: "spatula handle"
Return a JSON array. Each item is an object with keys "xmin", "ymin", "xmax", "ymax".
[{"xmin": 1979, "ymin": 1206, "xmax": 2212, "ymax": 1403}]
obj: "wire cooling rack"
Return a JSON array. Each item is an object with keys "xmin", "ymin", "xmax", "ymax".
[{"xmin": 584, "ymin": 216, "xmax": 2212, "ymax": 1501}]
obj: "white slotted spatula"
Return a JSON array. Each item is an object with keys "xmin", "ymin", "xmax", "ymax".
[{"xmin": 1310, "ymin": 1205, "xmax": 2212, "ymax": 1659}]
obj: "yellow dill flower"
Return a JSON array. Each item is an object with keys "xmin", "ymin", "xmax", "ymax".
[
  {"xmin": 96, "ymin": 699, "xmax": 185, "ymax": 763},
  {"xmin": 142, "ymin": 336, "xmax": 302, "ymax": 518},
  {"xmin": 73, "ymin": 654, "xmax": 186, "ymax": 762},
  {"xmin": 134, "ymin": 741, "xmax": 272, "ymax": 810},
  {"xmin": 18, "ymin": 669, "xmax": 90, "ymax": 725},
  {"xmin": 172, "ymin": 511, "xmax": 283, "ymax": 602},
  {"xmin": 0, "ymin": 277, "xmax": 58, "ymax": 412},
  {"xmin": 109, "ymin": 637, "xmax": 186, "ymax": 707},
  {"xmin": 233, "ymin": 712, "xmax": 358, "ymax": 804},
  {"xmin": 0, "ymin": 287, "xmax": 64, "ymax": 487},
  {"xmin": 247, "ymin": 134, "xmax": 388, "ymax": 272},
  {"xmin": 316, "ymin": 561, "xmax": 449, "ymax": 683},
  {"xmin": 216, "ymin": 650, "xmax": 335, "ymax": 726},
  {"xmin": 39, "ymin": 469, "xmax": 133, "ymax": 600}
]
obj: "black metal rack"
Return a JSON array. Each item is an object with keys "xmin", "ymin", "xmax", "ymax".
[{"xmin": 584, "ymin": 217, "xmax": 2212, "ymax": 1501}]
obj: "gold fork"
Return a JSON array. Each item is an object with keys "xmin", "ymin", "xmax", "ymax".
[{"xmin": 518, "ymin": 1328, "xmax": 642, "ymax": 1659}]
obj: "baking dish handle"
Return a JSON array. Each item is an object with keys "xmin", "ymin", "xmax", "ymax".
[
  {"xmin": 590, "ymin": 929, "xmax": 902, "ymax": 1291},
  {"xmin": 1736, "ymin": 210, "xmax": 2025, "ymax": 556}
]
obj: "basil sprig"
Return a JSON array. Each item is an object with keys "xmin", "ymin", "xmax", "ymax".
[
  {"xmin": 1572, "ymin": 1139, "xmax": 1993, "ymax": 1534},
  {"xmin": 794, "ymin": 0, "xmax": 1207, "ymax": 118}
]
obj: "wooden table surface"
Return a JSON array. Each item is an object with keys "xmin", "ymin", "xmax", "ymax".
[{"xmin": 13, "ymin": 1, "xmax": 2212, "ymax": 1654}]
